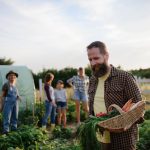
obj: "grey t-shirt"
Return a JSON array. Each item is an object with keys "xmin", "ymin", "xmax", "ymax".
[{"xmin": 54, "ymin": 89, "xmax": 67, "ymax": 102}]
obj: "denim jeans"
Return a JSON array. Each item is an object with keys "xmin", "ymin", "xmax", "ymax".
[
  {"xmin": 3, "ymin": 85, "xmax": 18, "ymax": 133},
  {"xmin": 3, "ymin": 98, "xmax": 18, "ymax": 132},
  {"xmin": 42, "ymin": 100, "xmax": 56, "ymax": 126}
]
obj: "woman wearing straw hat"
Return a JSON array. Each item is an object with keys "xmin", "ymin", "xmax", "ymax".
[{"xmin": 1, "ymin": 70, "xmax": 20, "ymax": 134}]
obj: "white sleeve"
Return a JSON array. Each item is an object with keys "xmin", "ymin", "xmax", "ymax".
[
  {"xmin": 54, "ymin": 90, "xmax": 57, "ymax": 99},
  {"xmin": 50, "ymin": 87, "xmax": 55, "ymax": 101}
]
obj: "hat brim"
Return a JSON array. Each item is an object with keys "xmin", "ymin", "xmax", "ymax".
[{"xmin": 6, "ymin": 72, "xmax": 18, "ymax": 79}]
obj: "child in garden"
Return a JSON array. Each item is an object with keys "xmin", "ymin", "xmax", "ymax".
[
  {"xmin": 1, "ymin": 70, "xmax": 21, "ymax": 134},
  {"xmin": 54, "ymin": 80, "xmax": 67, "ymax": 128},
  {"xmin": 42, "ymin": 73, "xmax": 56, "ymax": 131}
]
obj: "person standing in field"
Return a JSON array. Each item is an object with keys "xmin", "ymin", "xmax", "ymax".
[
  {"xmin": 67, "ymin": 67, "xmax": 89, "ymax": 126},
  {"xmin": 42, "ymin": 73, "xmax": 56, "ymax": 131},
  {"xmin": 1, "ymin": 70, "xmax": 21, "ymax": 134},
  {"xmin": 87, "ymin": 41, "xmax": 144, "ymax": 150},
  {"xmin": 54, "ymin": 80, "xmax": 67, "ymax": 128}
]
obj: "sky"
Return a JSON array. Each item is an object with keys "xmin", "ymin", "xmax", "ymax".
[{"xmin": 0, "ymin": 0, "xmax": 150, "ymax": 73}]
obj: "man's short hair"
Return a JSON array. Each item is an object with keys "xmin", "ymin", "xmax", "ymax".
[{"xmin": 87, "ymin": 41, "xmax": 107, "ymax": 54}]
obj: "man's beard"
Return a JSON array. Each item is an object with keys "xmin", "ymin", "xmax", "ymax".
[{"xmin": 92, "ymin": 63, "xmax": 109, "ymax": 77}]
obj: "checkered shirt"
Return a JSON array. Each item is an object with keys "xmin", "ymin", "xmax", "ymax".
[
  {"xmin": 88, "ymin": 65, "xmax": 142, "ymax": 150},
  {"xmin": 67, "ymin": 75, "xmax": 89, "ymax": 92}
]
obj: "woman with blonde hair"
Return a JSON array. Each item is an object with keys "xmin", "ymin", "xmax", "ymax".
[{"xmin": 67, "ymin": 67, "xmax": 89, "ymax": 126}]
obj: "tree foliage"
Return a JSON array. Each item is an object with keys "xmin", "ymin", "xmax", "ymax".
[
  {"xmin": 33, "ymin": 67, "xmax": 92, "ymax": 89},
  {"xmin": 32, "ymin": 66, "xmax": 150, "ymax": 89},
  {"xmin": 130, "ymin": 68, "xmax": 150, "ymax": 78},
  {"xmin": 0, "ymin": 57, "xmax": 14, "ymax": 65}
]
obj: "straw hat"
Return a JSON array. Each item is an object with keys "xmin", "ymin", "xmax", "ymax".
[{"xmin": 6, "ymin": 70, "xmax": 18, "ymax": 79}]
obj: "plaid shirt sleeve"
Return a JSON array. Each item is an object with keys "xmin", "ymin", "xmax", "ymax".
[
  {"xmin": 88, "ymin": 76, "xmax": 97, "ymax": 115},
  {"xmin": 124, "ymin": 73, "xmax": 144, "ymax": 124},
  {"xmin": 124, "ymin": 73, "xmax": 142, "ymax": 103},
  {"xmin": 67, "ymin": 76, "xmax": 74, "ymax": 84}
]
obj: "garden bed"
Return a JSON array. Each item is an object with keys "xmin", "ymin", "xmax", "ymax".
[{"xmin": 0, "ymin": 102, "xmax": 149, "ymax": 150}]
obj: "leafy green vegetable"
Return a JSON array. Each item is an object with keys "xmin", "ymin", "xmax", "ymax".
[
  {"xmin": 0, "ymin": 125, "xmax": 48, "ymax": 150},
  {"xmin": 77, "ymin": 110, "xmax": 119, "ymax": 150},
  {"xmin": 52, "ymin": 126, "xmax": 73, "ymax": 139},
  {"xmin": 144, "ymin": 110, "xmax": 150, "ymax": 120}
]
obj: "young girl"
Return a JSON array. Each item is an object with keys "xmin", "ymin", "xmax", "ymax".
[
  {"xmin": 42, "ymin": 73, "xmax": 56, "ymax": 131},
  {"xmin": 54, "ymin": 80, "xmax": 67, "ymax": 128}
]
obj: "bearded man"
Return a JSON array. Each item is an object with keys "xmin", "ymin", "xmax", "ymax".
[{"xmin": 87, "ymin": 41, "xmax": 143, "ymax": 150}]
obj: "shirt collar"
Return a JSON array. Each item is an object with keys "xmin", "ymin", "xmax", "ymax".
[{"xmin": 108, "ymin": 65, "xmax": 118, "ymax": 79}]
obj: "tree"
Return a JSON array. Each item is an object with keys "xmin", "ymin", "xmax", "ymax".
[
  {"xmin": 131, "ymin": 68, "xmax": 150, "ymax": 78},
  {"xmin": 0, "ymin": 57, "xmax": 14, "ymax": 65},
  {"xmin": 85, "ymin": 65, "xmax": 92, "ymax": 77}
]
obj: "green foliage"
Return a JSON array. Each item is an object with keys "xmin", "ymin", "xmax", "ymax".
[
  {"xmin": 85, "ymin": 65, "xmax": 92, "ymax": 77},
  {"xmin": 144, "ymin": 110, "xmax": 150, "ymax": 120},
  {"xmin": 77, "ymin": 116, "xmax": 102, "ymax": 150},
  {"xmin": 67, "ymin": 102, "xmax": 76, "ymax": 112},
  {"xmin": 18, "ymin": 102, "xmax": 45, "ymax": 127},
  {"xmin": 32, "ymin": 67, "xmax": 92, "ymax": 89},
  {"xmin": 52, "ymin": 126, "xmax": 73, "ymax": 139},
  {"xmin": 0, "ymin": 57, "xmax": 14, "ymax": 65},
  {"xmin": 66, "ymin": 101, "xmax": 87, "ymax": 123},
  {"xmin": 32, "ymin": 65, "xmax": 150, "ymax": 90},
  {"xmin": 1, "ymin": 102, "xmax": 150, "ymax": 150},
  {"xmin": 0, "ymin": 113, "xmax": 2, "ymax": 133},
  {"xmin": 77, "ymin": 111, "xmax": 120, "ymax": 150},
  {"xmin": 40, "ymin": 139, "xmax": 81, "ymax": 150},
  {"xmin": 0, "ymin": 125, "xmax": 80, "ymax": 150},
  {"xmin": 131, "ymin": 68, "xmax": 150, "ymax": 78},
  {"xmin": 80, "ymin": 109, "xmax": 86, "ymax": 121},
  {"xmin": 33, "ymin": 67, "xmax": 77, "ymax": 89},
  {"xmin": 67, "ymin": 102, "xmax": 76, "ymax": 122},
  {"xmin": 0, "ymin": 125, "xmax": 48, "ymax": 150},
  {"xmin": 137, "ymin": 120, "xmax": 150, "ymax": 150},
  {"xmin": 18, "ymin": 109, "xmax": 38, "ymax": 126},
  {"xmin": 34, "ymin": 102, "xmax": 45, "ymax": 127}
]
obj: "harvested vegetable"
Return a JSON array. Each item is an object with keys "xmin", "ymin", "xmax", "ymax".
[
  {"xmin": 77, "ymin": 110, "xmax": 119, "ymax": 150},
  {"xmin": 77, "ymin": 99, "xmax": 141, "ymax": 150}
]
